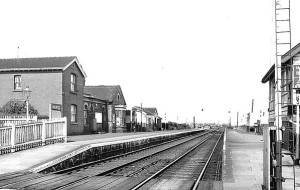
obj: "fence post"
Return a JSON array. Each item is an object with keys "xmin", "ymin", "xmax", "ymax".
[
  {"xmin": 11, "ymin": 124, "xmax": 16, "ymax": 153},
  {"xmin": 63, "ymin": 117, "xmax": 67, "ymax": 143},
  {"xmin": 42, "ymin": 120, "xmax": 46, "ymax": 146}
]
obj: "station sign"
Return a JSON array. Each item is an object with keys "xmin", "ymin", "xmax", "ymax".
[
  {"xmin": 51, "ymin": 104, "xmax": 62, "ymax": 111},
  {"xmin": 293, "ymin": 64, "xmax": 300, "ymax": 104}
]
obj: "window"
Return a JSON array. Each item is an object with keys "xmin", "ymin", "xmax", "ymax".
[
  {"xmin": 83, "ymin": 110, "xmax": 87, "ymax": 125},
  {"xmin": 14, "ymin": 75, "xmax": 21, "ymax": 90},
  {"xmin": 294, "ymin": 65, "xmax": 300, "ymax": 88},
  {"xmin": 83, "ymin": 104, "xmax": 88, "ymax": 125},
  {"xmin": 83, "ymin": 103, "xmax": 88, "ymax": 125},
  {"xmin": 117, "ymin": 94, "xmax": 120, "ymax": 103},
  {"xmin": 116, "ymin": 110, "xmax": 120, "ymax": 118},
  {"xmin": 281, "ymin": 70, "xmax": 285, "ymax": 91},
  {"xmin": 71, "ymin": 74, "xmax": 76, "ymax": 92},
  {"xmin": 281, "ymin": 69, "xmax": 291, "ymax": 92},
  {"xmin": 71, "ymin": 105, "xmax": 77, "ymax": 123},
  {"xmin": 270, "ymin": 80, "xmax": 275, "ymax": 100}
]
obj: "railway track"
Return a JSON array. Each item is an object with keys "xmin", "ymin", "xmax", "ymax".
[
  {"xmin": 132, "ymin": 130, "xmax": 224, "ymax": 190},
  {"xmin": 0, "ymin": 129, "xmax": 224, "ymax": 190},
  {"xmin": 54, "ymin": 130, "xmax": 213, "ymax": 176}
]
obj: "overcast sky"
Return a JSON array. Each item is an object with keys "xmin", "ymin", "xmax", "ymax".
[{"xmin": 1, "ymin": 0, "xmax": 300, "ymax": 124}]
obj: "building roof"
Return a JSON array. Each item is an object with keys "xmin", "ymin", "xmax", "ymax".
[
  {"xmin": 282, "ymin": 42, "xmax": 300, "ymax": 63},
  {"xmin": 0, "ymin": 56, "xmax": 87, "ymax": 77},
  {"xmin": 261, "ymin": 64, "xmax": 275, "ymax": 83},
  {"xmin": 143, "ymin": 107, "xmax": 158, "ymax": 116},
  {"xmin": 132, "ymin": 106, "xmax": 159, "ymax": 117},
  {"xmin": 84, "ymin": 85, "xmax": 126, "ymax": 105},
  {"xmin": 83, "ymin": 93, "xmax": 111, "ymax": 103},
  {"xmin": 132, "ymin": 106, "xmax": 147, "ymax": 114},
  {"xmin": 262, "ymin": 42, "xmax": 300, "ymax": 83}
]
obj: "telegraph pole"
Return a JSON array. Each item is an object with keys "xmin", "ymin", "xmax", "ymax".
[
  {"xmin": 228, "ymin": 111, "xmax": 231, "ymax": 127},
  {"xmin": 237, "ymin": 112, "xmax": 239, "ymax": 127},
  {"xmin": 140, "ymin": 103, "xmax": 142, "ymax": 130},
  {"xmin": 165, "ymin": 113, "xmax": 167, "ymax": 130}
]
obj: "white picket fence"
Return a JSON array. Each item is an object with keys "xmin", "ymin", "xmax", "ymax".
[
  {"xmin": 0, "ymin": 115, "xmax": 38, "ymax": 127},
  {"xmin": 0, "ymin": 117, "xmax": 67, "ymax": 154}
]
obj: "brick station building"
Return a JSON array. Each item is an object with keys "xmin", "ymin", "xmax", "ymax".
[
  {"xmin": 84, "ymin": 85, "xmax": 127, "ymax": 133},
  {"xmin": 0, "ymin": 57, "xmax": 130, "ymax": 135},
  {"xmin": 0, "ymin": 56, "xmax": 86, "ymax": 135}
]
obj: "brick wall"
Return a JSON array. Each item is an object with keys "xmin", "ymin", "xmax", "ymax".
[
  {"xmin": 0, "ymin": 62, "xmax": 86, "ymax": 135},
  {"xmin": 62, "ymin": 63, "xmax": 85, "ymax": 135},
  {"xmin": 0, "ymin": 71, "xmax": 62, "ymax": 116}
]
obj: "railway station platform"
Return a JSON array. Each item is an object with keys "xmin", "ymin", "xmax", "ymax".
[
  {"xmin": 0, "ymin": 129, "xmax": 200, "ymax": 175},
  {"xmin": 223, "ymin": 129, "xmax": 264, "ymax": 190},
  {"xmin": 223, "ymin": 129, "xmax": 300, "ymax": 190}
]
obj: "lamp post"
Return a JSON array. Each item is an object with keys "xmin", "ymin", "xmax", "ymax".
[
  {"xmin": 164, "ymin": 113, "xmax": 166, "ymax": 131},
  {"xmin": 140, "ymin": 103, "xmax": 142, "ymax": 131},
  {"xmin": 237, "ymin": 111, "xmax": 239, "ymax": 128},
  {"xmin": 23, "ymin": 86, "xmax": 31, "ymax": 122},
  {"xmin": 201, "ymin": 109, "xmax": 204, "ymax": 127},
  {"xmin": 228, "ymin": 111, "xmax": 231, "ymax": 128}
]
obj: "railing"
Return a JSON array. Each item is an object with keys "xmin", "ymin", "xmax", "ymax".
[
  {"xmin": 0, "ymin": 117, "xmax": 67, "ymax": 155},
  {"xmin": 0, "ymin": 115, "xmax": 38, "ymax": 127}
]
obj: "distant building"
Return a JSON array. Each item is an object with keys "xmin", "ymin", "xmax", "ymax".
[
  {"xmin": 84, "ymin": 85, "xmax": 127, "ymax": 133},
  {"xmin": 0, "ymin": 56, "xmax": 86, "ymax": 135},
  {"xmin": 143, "ymin": 107, "xmax": 161, "ymax": 131},
  {"xmin": 128, "ymin": 106, "xmax": 162, "ymax": 132},
  {"xmin": 131, "ymin": 106, "xmax": 148, "ymax": 132}
]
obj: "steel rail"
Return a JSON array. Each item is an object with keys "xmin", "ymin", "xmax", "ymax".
[
  {"xmin": 130, "ymin": 131, "xmax": 220, "ymax": 190},
  {"xmin": 96, "ymin": 131, "xmax": 215, "ymax": 176},
  {"xmin": 191, "ymin": 130, "xmax": 224, "ymax": 190},
  {"xmin": 54, "ymin": 130, "xmax": 216, "ymax": 190},
  {"xmin": 53, "ymin": 130, "xmax": 209, "ymax": 174}
]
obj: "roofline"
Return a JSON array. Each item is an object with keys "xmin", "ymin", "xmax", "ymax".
[
  {"xmin": 262, "ymin": 42, "xmax": 300, "ymax": 83},
  {"xmin": 0, "ymin": 56, "xmax": 87, "ymax": 77},
  {"xmin": 282, "ymin": 42, "xmax": 300, "ymax": 63},
  {"xmin": 143, "ymin": 107, "xmax": 158, "ymax": 115},
  {"xmin": 63, "ymin": 57, "xmax": 87, "ymax": 78},
  {"xmin": 0, "ymin": 67, "xmax": 62, "ymax": 72},
  {"xmin": 132, "ymin": 107, "xmax": 147, "ymax": 114},
  {"xmin": 83, "ymin": 94, "xmax": 107, "ymax": 102},
  {"xmin": 132, "ymin": 106, "xmax": 158, "ymax": 116},
  {"xmin": 84, "ymin": 85, "xmax": 126, "ymax": 105},
  {"xmin": 261, "ymin": 64, "xmax": 275, "ymax": 83},
  {"xmin": 143, "ymin": 107, "xmax": 157, "ymax": 110},
  {"xmin": 85, "ymin": 85, "xmax": 120, "ymax": 88}
]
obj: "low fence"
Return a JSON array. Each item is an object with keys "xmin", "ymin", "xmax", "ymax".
[
  {"xmin": 0, "ymin": 117, "xmax": 67, "ymax": 155},
  {"xmin": 0, "ymin": 115, "xmax": 38, "ymax": 127}
]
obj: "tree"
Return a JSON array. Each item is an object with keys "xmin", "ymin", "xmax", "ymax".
[{"xmin": 0, "ymin": 100, "xmax": 38, "ymax": 115}]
